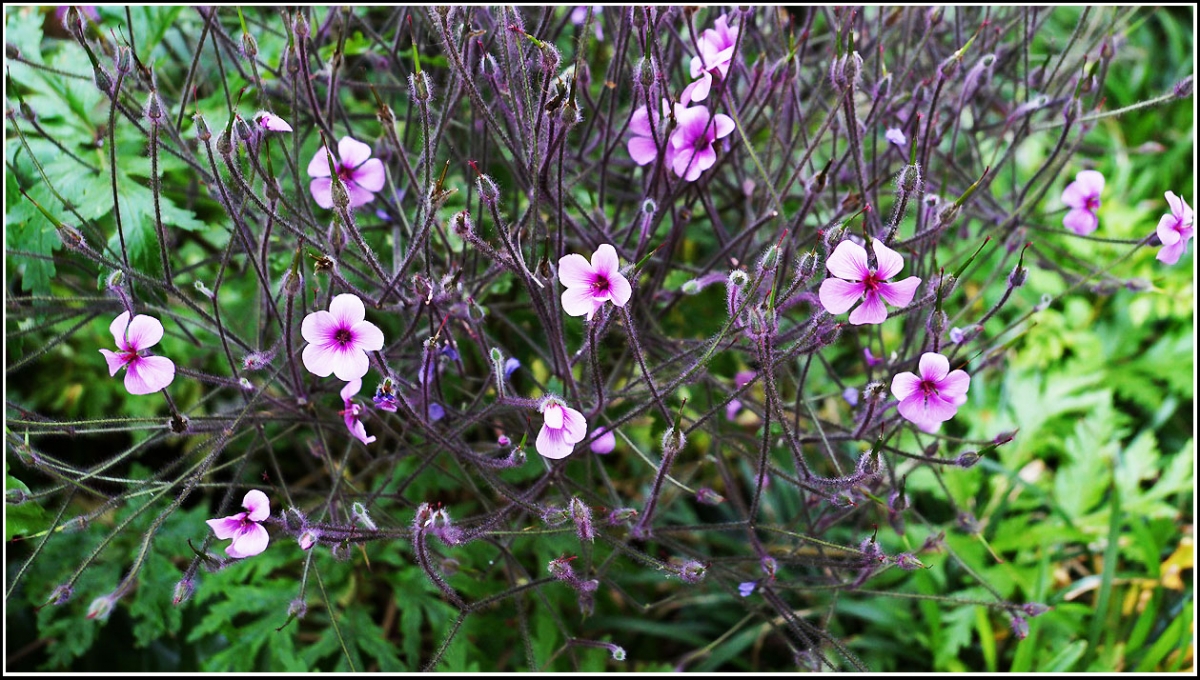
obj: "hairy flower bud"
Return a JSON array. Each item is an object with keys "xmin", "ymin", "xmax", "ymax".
[
  {"xmin": 926, "ymin": 308, "xmax": 947, "ymax": 338},
  {"xmin": 675, "ymin": 559, "xmax": 707, "ymax": 584},
  {"xmin": 115, "ymin": 46, "xmax": 132, "ymax": 75},
  {"xmin": 956, "ymin": 451, "xmax": 981, "ymax": 468},
  {"xmin": 899, "ymin": 163, "xmax": 922, "ymax": 195},
  {"xmin": 607, "ymin": 507, "xmax": 638, "ymax": 525},
  {"xmin": 1010, "ymin": 614, "xmax": 1029, "ymax": 640},
  {"xmin": 241, "ymin": 32, "xmax": 258, "ymax": 59},
  {"xmin": 1021, "ymin": 602, "xmax": 1051, "ymax": 618},
  {"xmin": 351, "ymin": 502, "xmax": 377, "ymax": 531},
  {"xmin": 234, "ymin": 115, "xmax": 254, "ymax": 143},
  {"xmin": 568, "ymin": 497, "xmax": 594, "ymax": 542},
  {"xmin": 822, "ymin": 225, "xmax": 846, "ymax": 252},
  {"xmin": 86, "ymin": 592, "xmax": 120, "ymax": 620},
  {"xmin": 541, "ymin": 505, "xmax": 570, "ymax": 527},
  {"xmin": 171, "ymin": 579, "xmax": 195, "ymax": 606},
  {"xmin": 695, "ymin": 488, "xmax": 724, "ymax": 505},
  {"xmin": 661, "ymin": 427, "xmax": 686, "ymax": 456},
  {"xmin": 48, "ymin": 584, "xmax": 74, "ymax": 606},
  {"xmin": 297, "ymin": 528, "xmax": 319, "ymax": 550},
  {"xmin": 192, "ymin": 112, "xmax": 211, "ymax": 142},
  {"xmin": 408, "ymin": 70, "xmax": 433, "ymax": 102},
  {"xmin": 451, "ymin": 210, "xmax": 474, "ymax": 237},
  {"xmin": 293, "ymin": 11, "xmax": 310, "ymax": 41},
  {"xmin": 894, "ymin": 553, "xmax": 924, "ymax": 570},
  {"xmin": 1008, "ymin": 263, "xmax": 1028, "ymax": 288},
  {"xmin": 288, "ymin": 598, "xmax": 308, "ymax": 619}
]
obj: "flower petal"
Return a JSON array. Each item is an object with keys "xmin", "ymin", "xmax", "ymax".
[
  {"xmin": 885, "ymin": 127, "xmax": 907, "ymax": 146},
  {"xmin": 686, "ymin": 72, "xmax": 712, "ymax": 102},
  {"xmin": 898, "ymin": 392, "xmax": 958, "ymax": 430},
  {"xmin": 227, "ymin": 522, "xmax": 269, "ymax": 558},
  {"xmin": 340, "ymin": 378, "xmax": 363, "ymax": 402},
  {"xmin": 627, "ymin": 106, "xmax": 653, "ymax": 137},
  {"xmin": 345, "ymin": 182, "xmax": 377, "ymax": 208},
  {"xmin": 590, "ymin": 244, "xmax": 621, "ymax": 279},
  {"xmin": 302, "ymin": 342, "xmax": 337, "ymax": 377},
  {"xmin": 940, "ymin": 369, "xmax": 971, "ymax": 404},
  {"xmin": 329, "ymin": 294, "xmax": 366, "ymax": 328},
  {"xmin": 607, "ymin": 271, "xmax": 632, "ymax": 308},
  {"xmin": 562, "ymin": 285, "xmax": 599, "ymax": 317},
  {"xmin": 558, "ymin": 253, "xmax": 595, "ymax": 289},
  {"xmin": 543, "ymin": 402, "xmax": 564, "ymax": 429},
  {"xmin": 890, "ymin": 371, "xmax": 922, "ymax": 402},
  {"xmin": 848, "ymin": 292, "xmax": 888, "ymax": 325},
  {"xmin": 347, "ymin": 416, "xmax": 375, "ymax": 445},
  {"xmin": 1063, "ymin": 208, "xmax": 1097, "ymax": 235},
  {"xmin": 124, "ymin": 355, "xmax": 175, "ymax": 395},
  {"xmin": 351, "ymin": 320, "xmax": 385, "ymax": 352},
  {"xmin": 713, "ymin": 113, "xmax": 735, "ymax": 140},
  {"xmin": 207, "ymin": 515, "xmax": 246, "ymax": 540},
  {"xmin": 1157, "ymin": 212, "xmax": 1183, "ymax": 246},
  {"xmin": 242, "ymin": 489, "xmax": 270, "ymax": 522},
  {"xmin": 255, "ymin": 112, "xmax": 292, "ymax": 132},
  {"xmin": 108, "ymin": 311, "xmax": 132, "ymax": 349},
  {"xmin": 330, "ymin": 346, "xmax": 370, "ymax": 382},
  {"xmin": 871, "ymin": 240, "xmax": 906, "ymax": 280},
  {"xmin": 683, "ymin": 145, "xmax": 716, "ymax": 181},
  {"xmin": 124, "ymin": 314, "xmax": 164, "ymax": 352},
  {"xmin": 307, "ymin": 146, "xmax": 333, "ymax": 178},
  {"xmin": 1157, "ymin": 240, "xmax": 1186, "ymax": 265},
  {"xmin": 826, "ymin": 240, "xmax": 870, "ymax": 281},
  {"xmin": 877, "ymin": 276, "xmax": 921, "ymax": 308},
  {"xmin": 338, "ymin": 136, "xmax": 373, "ymax": 169},
  {"xmin": 560, "ymin": 405, "xmax": 588, "ymax": 443},
  {"xmin": 1075, "ymin": 170, "xmax": 1105, "ymax": 196},
  {"xmin": 309, "ymin": 178, "xmax": 334, "ymax": 209},
  {"xmin": 918, "ymin": 352, "xmax": 950, "ymax": 382},
  {"xmin": 536, "ymin": 423, "xmax": 574, "ymax": 459},
  {"xmin": 818, "ymin": 278, "xmax": 864, "ymax": 315},
  {"xmin": 301, "ymin": 310, "xmax": 338, "ymax": 345},
  {"xmin": 352, "ymin": 158, "xmax": 386, "ymax": 192},
  {"xmin": 627, "ymin": 135, "xmax": 660, "ymax": 166},
  {"xmin": 589, "ymin": 426, "xmax": 616, "ymax": 454},
  {"xmin": 99, "ymin": 349, "xmax": 128, "ymax": 376}
]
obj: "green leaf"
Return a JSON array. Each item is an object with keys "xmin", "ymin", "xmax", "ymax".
[{"xmin": 5, "ymin": 459, "xmax": 47, "ymax": 541}]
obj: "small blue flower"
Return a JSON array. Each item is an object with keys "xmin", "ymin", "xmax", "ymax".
[{"xmin": 738, "ymin": 581, "xmax": 757, "ymax": 597}]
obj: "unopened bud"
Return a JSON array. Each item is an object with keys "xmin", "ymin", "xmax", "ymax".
[
  {"xmin": 894, "ymin": 553, "xmax": 923, "ymax": 570},
  {"xmin": 676, "ymin": 560, "xmax": 707, "ymax": 584},
  {"xmin": 548, "ymin": 556, "xmax": 576, "ymax": 580},
  {"xmin": 541, "ymin": 505, "xmax": 570, "ymax": 526},
  {"xmin": 451, "ymin": 210, "xmax": 473, "ymax": 236},
  {"xmin": 607, "ymin": 507, "xmax": 637, "ymax": 525},
  {"xmin": 660, "ymin": 427, "xmax": 686, "ymax": 456},
  {"xmin": 234, "ymin": 116, "xmax": 254, "ymax": 142},
  {"xmin": 192, "ymin": 112, "xmax": 211, "ymax": 142},
  {"xmin": 297, "ymin": 529, "xmax": 319, "ymax": 550},
  {"xmin": 49, "ymin": 584, "xmax": 74, "ymax": 606},
  {"xmin": 610, "ymin": 646, "xmax": 626, "ymax": 661},
  {"xmin": 55, "ymin": 223, "xmax": 85, "ymax": 250},
  {"xmin": 926, "ymin": 308, "xmax": 947, "ymax": 337},
  {"xmin": 568, "ymin": 497, "xmax": 594, "ymax": 542},
  {"xmin": 956, "ymin": 451, "xmax": 981, "ymax": 468},
  {"xmin": 695, "ymin": 488, "xmax": 724, "ymax": 505},
  {"xmin": 93, "ymin": 65, "xmax": 113, "ymax": 97},
  {"xmin": 757, "ymin": 244, "xmax": 780, "ymax": 273},
  {"xmin": 293, "ymin": 11, "xmax": 310, "ymax": 41},
  {"xmin": 241, "ymin": 32, "xmax": 258, "ymax": 59},
  {"xmin": 936, "ymin": 202, "xmax": 961, "ymax": 229},
  {"xmin": 288, "ymin": 598, "xmax": 308, "ymax": 619},
  {"xmin": 1021, "ymin": 602, "xmax": 1051, "ymax": 618},
  {"xmin": 899, "ymin": 164, "xmax": 922, "ymax": 195},
  {"xmin": 172, "ymin": 579, "xmax": 195, "ymax": 605},
  {"xmin": 823, "ymin": 225, "xmax": 846, "ymax": 252},
  {"xmin": 408, "ymin": 70, "xmax": 433, "ymax": 102},
  {"xmin": 86, "ymin": 592, "xmax": 119, "ymax": 620},
  {"xmin": 330, "ymin": 176, "xmax": 350, "ymax": 211},
  {"xmin": 115, "ymin": 46, "xmax": 132, "ymax": 75},
  {"xmin": 1010, "ymin": 614, "xmax": 1029, "ymax": 640},
  {"xmin": 476, "ymin": 173, "xmax": 500, "ymax": 205},
  {"xmin": 1008, "ymin": 264, "xmax": 1028, "ymax": 288},
  {"xmin": 1175, "ymin": 76, "xmax": 1194, "ymax": 99}
]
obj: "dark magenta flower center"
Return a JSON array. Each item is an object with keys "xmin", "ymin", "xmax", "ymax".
[
  {"xmin": 335, "ymin": 328, "xmax": 353, "ymax": 346},
  {"xmin": 919, "ymin": 379, "xmax": 940, "ymax": 398},
  {"xmin": 861, "ymin": 270, "xmax": 882, "ymax": 292},
  {"xmin": 592, "ymin": 276, "xmax": 611, "ymax": 293}
]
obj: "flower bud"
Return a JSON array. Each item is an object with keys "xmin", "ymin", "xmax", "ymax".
[
  {"xmin": 288, "ymin": 598, "xmax": 308, "ymax": 619},
  {"xmin": 1008, "ymin": 264, "xmax": 1028, "ymax": 288},
  {"xmin": 1021, "ymin": 602, "xmax": 1051, "ymax": 618},
  {"xmin": 476, "ymin": 173, "xmax": 501, "ymax": 205},
  {"xmin": 192, "ymin": 112, "xmax": 211, "ymax": 142},
  {"xmin": 894, "ymin": 553, "xmax": 923, "ymax": 570},
  {"xmin": 451, "ymin": 210, "xmax": 474, "ymax": 237},
  {"xmin": 610, "ymin": 646, "xmax": 626, "ymax": 661},
  {"xmin": 926, "ymin": 308, "xmax": 947, "ymax": 338},
  {"xmin": 330, "ymin": 174, "xmax": 350, "ymax": 211},
  {"xmin": 1009, "ymin": 614, "xmax": 1029, "ymax": 640},
  {"xmin": 757, "ymin": 244, "xmax": 780, "ymax": 274},
  {"xmin": 408, "ymin": 70, "xmax": 433, "ymax": 102},
  {"xmin": 956, "ymin": 451, "xmax": 981, "ymax": 468},
  {"xmin": 822, "ymin": 225, "xmax": 846, "ymax": 252},
  {"xmin": 607, "ymin": 508, "xmax": 638, "ymax": 525},
  {"xmin": 241, "ymin": 32, "xmax": 258, "ymax": 59},
  {"xmin": 541, "ymin": 505, "xmax": 570, "ymax": 526},
  {"xmin": 695, "ymin": 488, "xmax": 724, "ymax": 505},
  {"xmin": 568, "ymin": 497, "xmax": 594, "ymax": 542},
  {"xmin": 351, "ymin": 502, "xmax": 377, "ymax": 531},
  {"xmin": 548, "ymin": 556, "xmax": 577, "ymax": 581},
  {"xmin": 660, "ymin": 427, "xmax": 686, "ymax": 456},
  {"xmin": 676, "ymin": 559, "xmax": 707, "ymax": 584},
  {"xmin": 86, "ymin": 592, "xmax": 119, "ymax": 620},
  {"xmin": 48, "ymin": 584, "xmax": 74, "ymax": 606},
  {"xmin": 115, "ymin": 46, "xmax": 133, "ymax": 75},
  {"xmin": 297, "ymin": 529, "xmax": 319, "ymax": 550},
  {"xmin": 293, "ymin": 11, "xmax": 310, "ymax": 41},
  {"xmin": 1175, "ymin": 76, "xmax": 1193, "ymax": 99},
  {"xmin": 172, "ymin": 579, "xmax": 195, "ymax": 605},
  {"xmin": 93, "ymin": 65, "xmax": 114, "ymax": 97},
  {"xmin": 281, "ymin": 267, "xmax": 303, "ymax": 298},
  {"xmin": 680, "ymin": 280, "xmax": 701, "ymax": 295},
  {"xmin": 760, "ymin": 555, "xmax": 778, "ymax": 581},
  {"xmin": 899, "ymin": 163, "xmax": 922, "ymax": 195},
  {"xmin": 234, "ymin": 115, "xmax": 254, "ymax": 143}
]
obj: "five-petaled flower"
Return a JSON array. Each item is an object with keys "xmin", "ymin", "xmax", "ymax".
[
  {"xmin": 340, "ymin": 379, "xmax": 376, "ymax": 445},
  {"xmin": 254, "ymin": 111, "xmax": 292, "ymax": 133},
  {"xmin": 558, "ymin": 244, "xmax": 632, "ymax": 320},
  {"xmin": 686, "ymin": 13, "xmax": 738, "ymax": 103},
  {"xmin": 206, "ymin": 489, "xmax": 271, "ymax": 559},
  {"xmin": 1156, "ymin": 191, "xmax": 1194, "ymax": 265},
  {"xmin": 99, "ymin": 311, "xmax": 176, "ymax": 395},
  {"xmin": 1061, "ymin": 170, "xmax": 1104, "ymax": 235},
  {"xmin": 307, "ymin": 136, "xmax": 386, "ymax": 209},
  {"xmin": 301, "ymin": 294, "xmax": 385, "ymax": 381},
  {"xmin": 890, "ymin": 352, "xmax": 971, "ymax": 432},
  {"xmin": 536, "ymin": 397, "xmax": 588, "ymax": 460},
  {"xmin": 819, "ymin": 239, "xmax": 921, "ymax": 325},
  {"xmin": 668, "ymin": 102, "xmax": 735, "ymax": 182}
]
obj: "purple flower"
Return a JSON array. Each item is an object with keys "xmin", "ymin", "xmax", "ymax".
[
  {"xmin": 340, "ymin": 379, "xmax": 375, "ymax": 445},
  {"xmin": 890, "ymin": 352, "xmax": 971, "ymax": 432},
  {"xmin": 307, "ymin": 136, "xmax": 386, "ymax": 210},
  {"xmin": 99, "ymin": 311, "xmax": 176, "ymax": 395},
  {"xmin": 536, "ymin": 398, "xmax": 588, "ymax": 460},
  {"xmin": 253, "ymin": 111, "xmax": 292, "ymax": 133},
  {"xmin": 558, "ymin": 244, "xmax": 632, "ymax": 320},
  {"xmin": 300, "ymin": 294, "xmax": 385, "ymax": 381},
  {"xmin": 589, "ymin": 426, "xmax": 616, "ymax": 454},
  {"xmin": 738, "ymin": 581, "xmax": 757, "ymax": 597},
  {"xmin": 819, "ymin": 240, "xmax": 921, "ymax": 325},
  {"xmin": 725, "ymin": 370, "xmax": 757, "ymax": 421},
  {"xmin": 504, "ymin": 357, "xmax": 521, "ymax": 379},
  {"xmin": 686, "ymin": 13, "xmax": 739, "ymax": 103},
  {"xmin": 626, "ymin": 99, "xmax": 672, "ymax": 167},
  {"xmin": 1061, "ymin": 170, "xmax": 1104, "ymax": 235},
  {"xmin": 885, "ymin": 127, "xmax": 907, "ymax": 146},
  {"xmin": 863, "ymin": 347, "xmax": 883, "ymax": 367},
  {"xmin": 1156, "ymin": 191, "xmax": 1194, "ymax": 265},
  {"xmin": 206, "ymin": 490, "xmax": 270, "ymax": 558},
  {"xmin": 843, "ymin": 387, "xmax": 859, "ymax": 407},
  {"xmin": 570, "ymin": 6, "xmax": 603, "ymax": 40},
  {"xmin": 373, "ymin": 377, "xmax": 399, "ymax": 412},
  {"xmin": 668, "ymin": 102, "xmax": 735, "ymax": 182}
]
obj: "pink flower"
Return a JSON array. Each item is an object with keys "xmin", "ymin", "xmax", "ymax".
[
  {"xmin": 301, "ymin": 293, "xmax": 385, "ymax": 381},
  {"xmin": 206, "ymin": 490, "xmax": 270, "ymax": 559},
  {"xmin": 725, "ymin": 370, "xmax": 757, "ymax": 421},
  {"xmin": 537, "ymin": 398, "xmax": 588, "ymax": 460},
  {"xmin": 254, "ymin": 111, "xmax": 292, "ymax": 132},
  {"xmin": 626, "ymin": 99, "xmax": 673, "ymax": 167},
  {"xmin": 570, "ymin": 6, "xmax": 603, "ymax": 41},
  {"xmin": 686, "ymin": 13, "xmax": 738, "ymax": 103},
  {"xmin": 1061, "ymin": 170, "xmax": 1104, "ymax": 235},
  {"xmin": 885, "ymin": 127, "xmax": 907, "ymax": 146},
  {"xmin": 1156, "ymin": 191, "xmax": 1194, "ymax": 265},
  {"xmin": 558, "ymin": 244, "xmax": 632, "ymax": 320},
  {"xmin": 890, "ymin": 352, "xmax": 970, "ymax": 432},
  {"xmin": 307, "ymin": 136, "xmax": 386, "ymax": 209},
  {"xmin": 98, "ymin": 311, "xmax": 176, "ymax": 395},
  {"xmin": 819, "ymin": 240, "xmax": 921, "ymax": 325},
  {"xmin": 589, "ymin": 426, "xmax": 616, "ymax": 454},
  {"xmin": 668, "ymin": 102, "xmax": 735, "ymax": 182},
  {"xmin": 340, "ymin": 379, "xmax": 375, "ymax": 445}
]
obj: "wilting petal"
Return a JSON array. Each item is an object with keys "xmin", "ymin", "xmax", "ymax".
[
  {"xmin": 918, "ymin": 352, "xmax": 950, "ymax": 383},
  {"xmin": 206, "ymin": 514, "xmax": 247, "ymax": 540},
  {"xmin": 1063, "ymin": 208, "xmax": 1097, "ymax": 235},
  {"xmin": 559, "ymin": 405, "xmax": 588, "ymax": 443},
  {"xmin": 819, "ymin": 278, "xmax": 865, "ymax": 315},
  {"xmin": 878, "ymin": 276, "xmax": 921, "ymax": 308},
  {"xmin": 826, "ymin": 241, "xmax": 870, "ymax": 281},
  {"xmin": 351, "ymin": 320, "xmax": 385, "ymax": 352},
  {"xmin": 590, "ymin": 244, "xmax": 620, "ymax": 279},
  {"xmin": 124, "ymin": 355, "xmax": 175, "ymax": 395},
  {"xmin": 329, "ymin": 294, "xmax": 366, "ymax": 328},
  {"xmin": 347, "ymin": 415, "xmax": 375, "ymax": 445},
  {"xmin": 890, "ymin": 371, "xmax": 922, "ymax": 402},
  {"xmin": 123, "ymin": 314, "xmax": 164, "ymax": 351},
  {"xmin": 242, "ymin": 489, "xmax": 270, "ymax": 522},
  {"xmin": 338, "ymin": 136, "xmax": 373, "ymax": 169},
  {"xmin": 307, "ymin": 146, "xmax": 333, "ymax": 178},
  {"xmin": 330, "ymin": 346, "xmax": 370, "ymax": 382},
  {"xmin": 562, "ymin": 285, "xmax": 598, "ymax": 317},
  {"xmin": 309, "ymin": 178, "xmax": 334, "ymax": 209},
  {"xmin": 301, "ymin": 310, "xmax": 338, "ymax": 345},
  {"xmin": 848, "ymin": 292, "xmax": 888, "ymax": 325},
  {"xmin": 872, "ymin": 240, "xmax": 906, "ymax": 280},
  {"xmin": 227, "ymin": 522, "xmax": 269, "ymax": 558},
  {"xmin": 99, "ymin": 349, "xmax": 128, "ymax": 376},
  {"xmin": 352, "ymin": 158, "xmax": 386, "ymax": 192}
]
